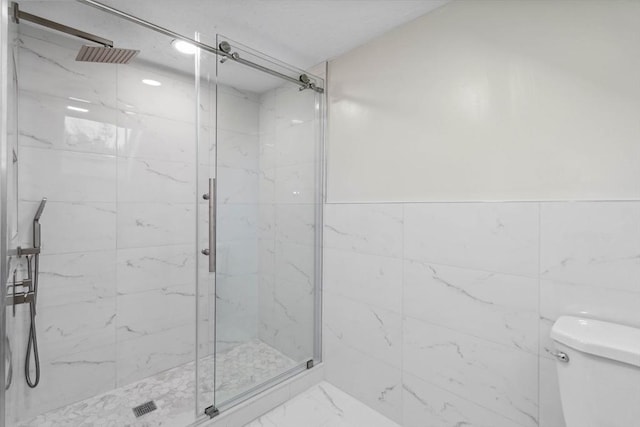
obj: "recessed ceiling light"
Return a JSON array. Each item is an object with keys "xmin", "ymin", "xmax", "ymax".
[
  {"xmin": 142, "ymin": 79, "xmax": 162, "ymax": 87},
  {"xmin": 172, "ymin": 39, "xmax": 197, "ymax": 55},
  {"xmin": 67, "ymin": 106, "xmax": 89, "ymax": 113}
]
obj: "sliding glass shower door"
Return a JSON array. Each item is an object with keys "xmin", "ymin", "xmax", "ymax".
[
  {"xmin": 196, "ymin": 34, "xmax": 324, "ymax": 414},
  {"xmin": 1, "ymin": 3, "xmax": 323, "ymax": 424}
]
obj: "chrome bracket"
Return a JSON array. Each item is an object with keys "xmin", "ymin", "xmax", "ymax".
[
  {"xmin": 204, "ymin": 405, "xmax": 219, "ymax": 419},
  {"xmin": 552, "ymin": 351, "xmax": 570, "ymax": 363}
]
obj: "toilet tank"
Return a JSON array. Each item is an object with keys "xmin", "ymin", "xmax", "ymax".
[{"xmin": 550, "ymin": 316, "xmax": 640, "ymax": 427}]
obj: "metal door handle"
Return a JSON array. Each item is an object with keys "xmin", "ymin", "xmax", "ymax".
[{"xmin": 202, "ymin": 178, "xmax": 216, "ymax": 272}]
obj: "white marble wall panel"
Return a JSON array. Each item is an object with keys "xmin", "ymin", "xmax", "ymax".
[
  {"xmin": 324, "ymin": 333, "xmax": 402, "ymax": 423},
  {"xmin": 324, "ymin": 201, "xmax": 640, "ymax": 427},
  {"xmin": 18, "ymin": 200, "xmax": 116, "ymax": 254},
  {"xmin": 218, "ymin": 90, "xmax": 259, "ymax": 135},
  {"xmin": 116, "ymin": 244, "xmax": 194, "ymax": 294},
  {"xmin": 19, "ymin": 91, "xmax": 117, "ymax": 155},
  {"xmin": 404, "ymin": 259, "xmax": 538, "ymax": 354},
  {"xmin": 117, "ymin": 111, "xmax": 196, "ymax": 163},
  {"xmin": 17, "ymin": 344, "xmax": 117, "ymax": 422},
  {"xmin": 324, "ymin": 292, "xmax": 401, "ymax": 368},
  {"xmin": 117, "ymin": 283, "xmax": 195, "ymax": 341},
  {"xmin": 404, "ymin": 203, "xmax": 539, "ymax": 277},
  {"xmin": 115, "ymin": 65, "xmax": 195, "ymax": 123},
  {"xmin": 402, "ymin": 373, "xmax": 520, "ymax": 427},
  {"xmin": 324, "ymin": 203, "xmax": 403, "ymax": 258},
  {"xmin": 36, "ymin": 250, "xmax": 117, "ymax": 307},
  {"xmin": 116, "ymin": 202, "xmax": 194, "ymax": 248},
  {"xmin": 275, "ymin": 204, "xmax": 316, "ymax": 247},
  {"xmin": 117, "ymin": 157, "xmax": 195, "ymax": 203},
  {"xmin": 116, "ymin": 324, "xmax": 195, "ymax": 386},
  {"xmin": 19, "ymin": 147, "xmax": 116, "ymax": 203},
  {"xmin": 403, "ymin": 317, "xmax": 538, "ymax": 427},
  {"xmin": 540, "ymin": 202, "xmax": 640, "ymax": 293},
  {"xmin": 323, "ymin": 248, "xmax": 402, "ymax": 313},
  {"xmin": 215, "ymin": 274, "xmax": 259, "ymax": 350}
]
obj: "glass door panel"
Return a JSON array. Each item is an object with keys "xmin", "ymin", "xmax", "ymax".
[{"xmin": 213, "ymin": 35, "xmax": 323, "ymax": 409}]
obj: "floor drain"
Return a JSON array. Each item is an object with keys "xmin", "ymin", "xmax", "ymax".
[{"xmin": 132, "ymin": 401, "xmax": 157, "ymax": 418}]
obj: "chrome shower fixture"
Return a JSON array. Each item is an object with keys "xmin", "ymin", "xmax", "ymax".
[
  {"xmin": 7, "ymin": 198, "xmax": 47, "ymax": 388},
  {"xmin": 11, "ymin": 2, "xmax": 139, "ymax": 65},
  {"xmin": 76, "ymin": 45, "xmax": 139, "ymax": 64}
]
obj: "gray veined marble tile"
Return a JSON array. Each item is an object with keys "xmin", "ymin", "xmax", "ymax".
[
  {"xmin": 217, "ymin": 128, "xmax": 260, "ymax": 170},
  {"xmin": 324, "ymin": 203, "xmax": 404, "ymax": 258},
  {"xmin": 116, "ymin": 283, "xmax": 195, "ymax": 341},
  {"xmin": 275, "ymin": 163, "xmax": 318, "ymax": 204},
  {"xmin": 275, "ymin": 203, "xmax": 316, "ymax": 247},
  {"xmin": 324, "ymin": 332, "xmax": 403, "ymax": 424},
  {"xmin": 18, "ymin": 201, "xmax": 116, "ymax": 254},
  {"xmin": 19, "ymin": 90, "xmax": 118, "ymax": 155},
  {"xmin": 324, "ymin": 292, "xmax": 402, "ymax": 368},
  {"xmin": 540, "ymin": 201, "xmax": 640, "ymax": 293},
  {"xmin": 19, "ymin": 147, "xmax": 117, "ymax": 203},
  {"xmin": 217, "ymin": 166, "xmax": 260, "ymax": 205},
  {"xmin": 117, "ymin": 157, "xmax": 196, "ymax": 204},
  {"xmin": 116, "ymin": 244, "xmax": 195, "ymax": 294},
  {"xmin": 404, "ymin": 202, "xmax": 539, "ymax": 277},
  {"xmin": 403, "ymin": 373, "xmax": 528, "ymax": 427},
  {"xmin": 37, "ymin": 250, "xmax": 117, "ymax": 308},
  {"xmin": 403, "ymin": 316, "xmax": 539, "ymax": 427},
  {"xmin": 116, "ymin": 202, "xmax": 195, "ymax": 249},
  {"xmin": 116, "ymin": 110, "xmax": 196, "ymax": 163},
  {"xmin": 323, "ymin": 247, "xmax": 403, "ymax": 314},
  {"xmin": 404, "ymin": 259, "xmax": 539, "ymax": 354}
]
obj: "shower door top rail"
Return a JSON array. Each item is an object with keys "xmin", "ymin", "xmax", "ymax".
[{"xmin": 77, "ymin": 0, "xmax": 324, "ymax": 93}]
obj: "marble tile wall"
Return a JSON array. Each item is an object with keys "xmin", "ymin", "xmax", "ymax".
[
  {"xmin": 8, "ymin": 25, "xmax": 261, "ymax": 423},
  {"xmin": 323, "ymin": 201, "xmax": 640, "ymax": 426},
  {"xmin": 257, "ymin": 83, "xmax": 319, "ymax": 362}
]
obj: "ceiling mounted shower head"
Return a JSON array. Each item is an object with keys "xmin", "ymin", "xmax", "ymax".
[{"xmin": 76, "ymin": 45, "xmax": 140, "ymax": 64}]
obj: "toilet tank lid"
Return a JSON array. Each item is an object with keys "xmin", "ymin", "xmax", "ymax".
[{"xmin": 551, "ymin": 316, "xmax": 640, "ymax": 368}]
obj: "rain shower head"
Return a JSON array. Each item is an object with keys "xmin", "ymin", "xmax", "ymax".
[{"xmin": 76, "ymin": 45, "xmax": 140, "ymax": 64}]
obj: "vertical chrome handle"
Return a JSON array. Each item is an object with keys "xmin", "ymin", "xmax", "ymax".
[{"xmin": 202, "ymin": 178, "xmax": 216, "ymax": 273}]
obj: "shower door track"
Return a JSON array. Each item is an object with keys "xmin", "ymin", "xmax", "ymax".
[{"xmin": 76, "ymin": 0, "xmax": 324, "ymax": 93}]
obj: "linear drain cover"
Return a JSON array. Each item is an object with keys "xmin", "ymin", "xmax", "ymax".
[{"xmin": 132, "ymin": 401, "xmax": 157, "ymax": 418}]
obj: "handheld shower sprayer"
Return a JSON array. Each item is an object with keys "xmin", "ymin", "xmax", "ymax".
[
  {"xmin": 32, "ymin": 197, "xmax": 46, "ymax": 249},
  {"xmin": 25, "ymin": 197, "xmax": 46, "ymax": 388}
]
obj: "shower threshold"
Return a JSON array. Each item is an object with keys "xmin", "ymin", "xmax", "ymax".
[{"xmin": 17, "ymin": 340, "xmax": 296, "ymax": 427}]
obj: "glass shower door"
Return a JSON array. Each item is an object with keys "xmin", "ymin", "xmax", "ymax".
[
  {"xmin": 195, "ymin": 33, "xmax": 324, "ymax": 415},
  {"xmin": 209, "ymin": 35, "xmax": 323, "ymax": 411}
]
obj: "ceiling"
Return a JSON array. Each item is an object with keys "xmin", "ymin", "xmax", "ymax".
[{"xmin": 18, "ymin": 0, "xmax": 449, "ymax": 92}]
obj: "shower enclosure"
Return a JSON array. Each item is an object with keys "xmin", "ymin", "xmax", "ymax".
[{"xmin": 0, "ymin": 1, "xmax": 324, "ymax": 425}]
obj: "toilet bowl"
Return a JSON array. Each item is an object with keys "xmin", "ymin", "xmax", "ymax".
[{"xmin": 550, "ymin": 316, "xmax": 640, "ymax": 427}]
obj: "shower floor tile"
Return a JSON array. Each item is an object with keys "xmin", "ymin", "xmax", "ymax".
[
  {"xmin": 243, "ymin": 382, "xmax": 400, "ymax": 427},
  {"xmin": 17, "ymin": 340, "xmax": 296, "ymax": 427}
]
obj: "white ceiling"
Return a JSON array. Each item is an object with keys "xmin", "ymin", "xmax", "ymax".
[
  {"xmin": 19, "ymin": 0, "xmax": 449, "ymax": 92},
  {"xmin": 96, "ymin": 0, "xmax": 449, "ymax": 69}
]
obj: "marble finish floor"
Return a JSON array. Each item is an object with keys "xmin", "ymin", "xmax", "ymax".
[
  {"xmin": 17, "ymin": 340, "xmax": 295, "ymax": 427},
  {"xmin": 244, "ymin": 382, "xmax": 400, "ymax": 427}
]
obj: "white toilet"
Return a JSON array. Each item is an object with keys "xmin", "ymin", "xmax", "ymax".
[{"xmin": 550, "ymin": 316, "xmax": 640, "ymax": 427}]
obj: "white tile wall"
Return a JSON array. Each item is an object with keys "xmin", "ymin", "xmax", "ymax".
[{"xmin": 323, "ymin": 200, "xmax": 640, "ymax": 426}]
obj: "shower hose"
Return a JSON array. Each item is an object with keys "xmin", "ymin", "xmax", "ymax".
[{"xmin": 25, "ymin": 255, "xmax": 40, "ymax": 388}]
